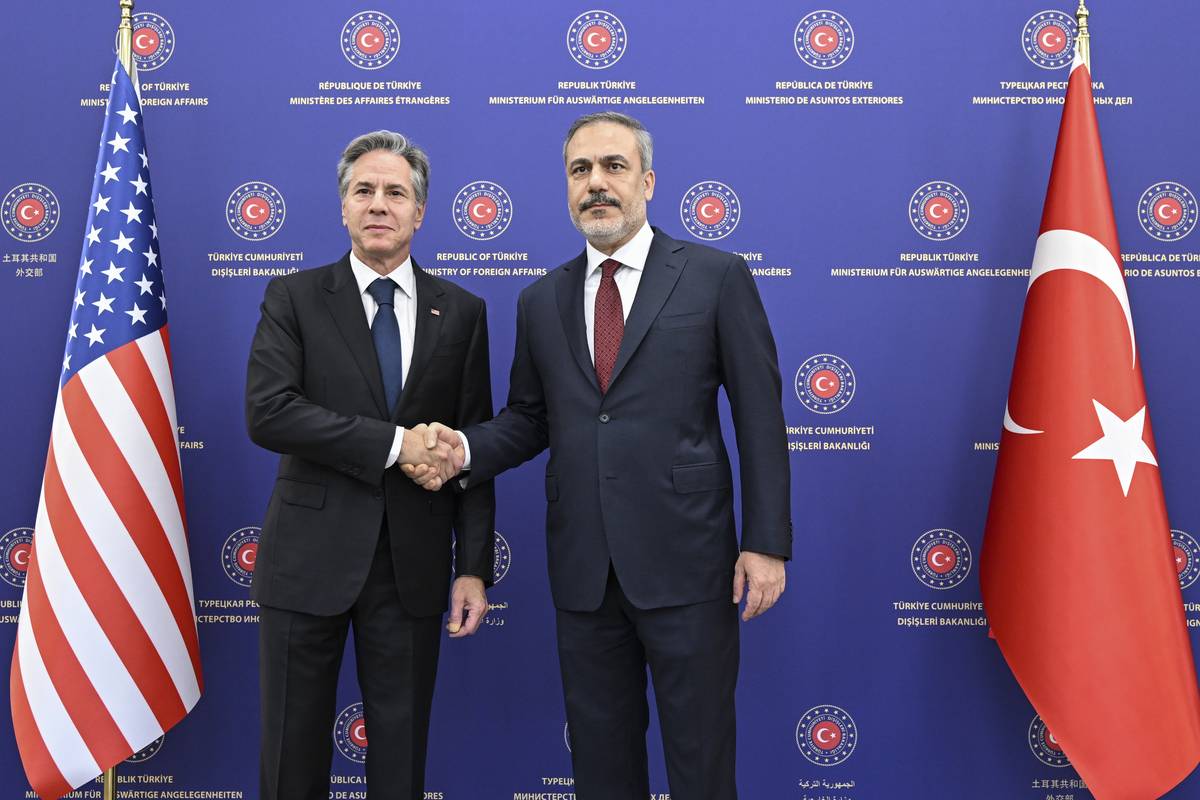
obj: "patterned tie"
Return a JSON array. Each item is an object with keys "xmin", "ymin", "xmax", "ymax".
[
  {"xmin": 367, "ymin": 277, "xmax": 404, "ymax": 412},
  {"xmin": 593, "ymin": 258, "xmax": 624, "ymax": 394}
]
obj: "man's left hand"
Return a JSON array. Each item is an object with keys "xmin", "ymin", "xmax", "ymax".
[
  {"xmin": 732, "ymin": 552, "xmax": 786, "ymax": 622},
  {"xmin": 446, "ymin": 576, "xmax": 488, "ymax": 638}
]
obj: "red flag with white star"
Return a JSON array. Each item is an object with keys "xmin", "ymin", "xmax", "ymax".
[{"xmin": 981, "ymin": 49, "xmax": 1200, "ymax": 799}]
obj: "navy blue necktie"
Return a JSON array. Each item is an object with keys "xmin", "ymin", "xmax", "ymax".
[{"xmin": 367, "ymin": 277, "xmax": 403, "ymax": 412}]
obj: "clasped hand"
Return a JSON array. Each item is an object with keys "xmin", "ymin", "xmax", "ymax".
[{"xmin": 399, "ymin": 422, "xmax": 462, "ymax": 491}]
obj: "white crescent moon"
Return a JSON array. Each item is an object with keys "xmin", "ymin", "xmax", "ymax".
[
  {"xmin": 240, "ymin": 548, "xmax": 256, "ymax": 568},
  {"xmin": 586, "ymin": 31, "xmax": 605, "ymax": 48},
  {"xmin": 1156, "ymin": 203, "xmax": 1179, "ymax": 222},
  {"xmin": 1040, "ymin": 30, "xmax": 1062, "ymax": 49},
  {"xmin": 700, "ymin": 201, "xmax": 720, "ymax": 221},
  {"xmin": 931, "ymin": 551, "xmax": 949, "ymax": 568},
  {"xmin": 471, "ymin": 202, "xmax": 491, "ymax": 220},
  {"xmin": 352, "ymin": 722, "xmax": 366, "ymax": 741},
  {"xmin": 815, "ymin": 376, "xmax": 833, "ymax": 393},
  {"xmin": 360, "ymin": 31, "xmax": 379, "ymax": 49},
  {"xmin": 135, "ymin": 32, "xmax": 153, "ymax": 50},
  {"xmin": 928, "ymin": 201, "xmax": 948, "ymax": 220},
  {"xmin": 245, "ymin": 203, "xmax": 264, "ymax": 220},
  {"xmin": 1004, "ymin": 228, "xmax": 1135, "ymax": 435},
  {"xmin": 815, "ymin": 727, "xmax": 835, "ymax": 744},
  {"xmin": 12, "ymin": 548, "xmax": 29, "ymax": 568},
  {"xmin": 814, "ymin": 31, "xmax": 833, "ymax": 48},
  {"xmin": 18, "ymin": 205, "xmax": 37, "ymax": 221}
]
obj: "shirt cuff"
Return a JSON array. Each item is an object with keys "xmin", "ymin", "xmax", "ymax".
[
  {"xmin": 457, "ymin": 430, "xmax": 471, "ymax": 488},
  {"xmin": 385, "ymin": 426, "xmax": 405, "ymax": 468}
]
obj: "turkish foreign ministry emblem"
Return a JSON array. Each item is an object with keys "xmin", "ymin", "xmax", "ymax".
[
  {"xmin": 1021, "ymin": 10, "xmax": 1076, "ymax": 70},
  {"xmin": 1138, "ymin": 182, "xmax": 1197, "ymax": 241},
  {"xmin": 452, "ymin": 182, "xmax": 514, "ymax": 240},
  {"xmin": 794, "ymin": 10, "xmax": 855, "ymax": 69},
  {"xmin": 567, "ymin": 11, "xmax": 628, "ymax": 69},
  {"xmin": 909, "ymin": 181, "xmax": 969, "ymax": 241},
  {"xmin": 341, "ymin": 11, "xmax": 401, "ymax": 70},
  {"xmin": 796, "ymin": 705, "xmax": 858, "ymax": 766},
  {"xmin": 226, "ymin": 182, "xmax": 286, "ymax": 241},
  {"xmin": 3, "ymin": 184, "xmax": 60, "ymax": 243}
]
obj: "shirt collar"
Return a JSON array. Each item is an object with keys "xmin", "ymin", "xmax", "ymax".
[
  {"xmin": 349, "ymin": 251, "xmax": 415, "ymax": 299},
  {"xmin": 585, "ymin": 221, "xmax": 653, "ymax": 277}
]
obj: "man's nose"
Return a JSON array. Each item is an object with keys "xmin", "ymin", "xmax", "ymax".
[
  {"xmin": 368, "ymin": 189, "xmax": 387, "ymax": 212},
  {"xmin": 586, "ymin": 166, "xmax": 608, "ymax": 192}
]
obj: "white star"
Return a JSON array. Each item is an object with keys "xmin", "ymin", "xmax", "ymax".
[
  {"xmin": 111, "ymin": 231, "xmax": 135, "ymax": 253},
  {"xmin": 102, "ymin": 261, "xmax": 125, "ymax": 283},
  {"xmin": 63, "ymin": 354, "xmax": 72, "ymax": 371},
  {"xmin": 1072, "ymin": 400, "xmax": 1159, "ymax": 497},
  {"xmin": 86, "ymin": 225, "xmax": 102, "ymax": 245},
  {"xmin": 143, "ymin": 246, "xmax": 158, "ymax": 267},
  {"xmin": 125, "ymin": 304, "xmax": 148, "ymax": 325},
  {"xmin": 120, "ymin": 202, "xmax": 143, "ymax": 224},
  {"xmin": 92, "ymin": 194, "xmax": 110, "ymax": 214},
  {"xmin": 148, "ymin": 220, "xmax": 158, "ymax": 239},
  {"xmin": 107, "ymin": 132, "xmax": 131, "ymax": 154},
  {"xmin": 135, "ymin": 274, "xmax": 154, "ymax": 295},
  {"xmin": 84, "ymin": 324, "xmax": 106, "ymax": 346},
  {"xmin": 159, "ymin": 293, "xmax": 167, "ymax": 310},
  {"xmin": 74, "ymin": 289, "xmax": 86, "ymax": 308},
  {"xmin": 68, "ymin": 322, "xmax": 78, "ymax": 340},
  {"xmin": 117, "ymin": 103, "xmax": 139, "ymax": 125},
  {"xmin": 93, "ymin": 293, "xmax": 115, "ymax": 315},
  {"xmin": 100, "ymin": 162, "xmax": 120, "ymax": 183},
  {"xmin": 138, "ymin": 149, "xmax": 149, "ymax": 169},
  {"xmin": 80, "ymin": 258, "xmax": 93, "ymax": 275},
  {"xmin": 130, "ymin": 174, "xmax": 149, "ymax": 196}
]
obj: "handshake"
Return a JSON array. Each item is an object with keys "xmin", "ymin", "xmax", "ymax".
[{"xmin": 398, "ymin": 422, "xmax": 464, "ymax": 491}]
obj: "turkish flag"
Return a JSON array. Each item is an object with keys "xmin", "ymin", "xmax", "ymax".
[{"xmin": 981, "ymin": 50, "xmax": 1200, "ymax": 799}]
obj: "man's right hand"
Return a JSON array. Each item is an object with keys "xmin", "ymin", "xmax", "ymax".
[{"xmin": 398, "ymin": 423, "xmax": 462, "ymax": 486}]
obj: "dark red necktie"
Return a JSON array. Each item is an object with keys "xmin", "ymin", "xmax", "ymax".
[{"xmin": 593, "ymin": 258, "xmax": 624, "ymax": 394}]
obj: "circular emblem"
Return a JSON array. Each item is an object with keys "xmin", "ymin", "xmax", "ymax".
[
  {"xmin": 1028, "ymin": 715, "xmax": 1070, "ymax": 768},
  {"xmin": 452, "ymin": 182, "xmax": 514, "ymax": 240},
  {"xmin": 795, "ymin": 354, "xmax": 856, "ymax": 415},
  {"xmin": 493, "ymin": 531, "xmax": 512, "ymax": 584},
  {"xmin": 340, "ymin": 11, "xmax": 401, "ymax": 70},
  {"xmin": 909, "ymin": 181, "xmax": 969, "ymax": 241},
  {"xmin": 128, "ymin": 13, "xmax": 176, "ymax": 72},
  {"xmin": 334, "ymin": 702, "xmax": 369, "ymax": 763},
  {"xmin": 0, "ymin": 528, "xmax": 34, "ymax": 589},
  {"xmin": 794, "ymin": 11, "xmax": 855, "ymax": 69},
  {"xmin": 911, "ymin": 529, "xmax": 973, "ymax": 590},
  {"xmin": 226, "ymin": 182, "xmax": 286, "ymax": 241},
  {"xmin": 221, "ymin": 527, "xmax": 261, "ymax": 588},
  {"xmin": 1138, "ymin": 182, "xmax": 1198, "ymax": 241},
  {"xmin": 1172, "ymin": 529, "xmax": 1200, "ymax": 590},
  {"xmin": 1021, "ymin": 11, "xmax": 1076, "ymax": 70},
  {"xmin": 126, "ymin": 734, "xmax": 164, "ymax": 763},
  {"xmin": 680, "ymin": 181, "xmax": 741, "ymax": 241},
  {"xmin": 796, "ymin": 705, "xmax": 858, "ymax": 766},
  {"xmin": 2, "ymin": 184, "xmax": 60, "ymax": 243},
  {"xmin": 567, "ymin": 11, "xmax": 628, "ymax": 70}
]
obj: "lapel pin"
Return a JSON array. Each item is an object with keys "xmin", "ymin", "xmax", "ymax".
[{"xmin": 430, "ymin": 308, "xmax": 441, "ymax": 316}]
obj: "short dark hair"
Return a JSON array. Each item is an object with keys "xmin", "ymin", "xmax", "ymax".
[{"xmin": 563, "ymin": 111, "xmax": 653, "ymax": 172}]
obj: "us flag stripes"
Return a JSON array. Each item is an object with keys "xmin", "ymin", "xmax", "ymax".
[{"xmin": 10, "ymin": 57, "xmax": 202, "ymax": 800}]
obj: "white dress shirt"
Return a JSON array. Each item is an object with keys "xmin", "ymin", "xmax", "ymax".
[{"xmin": 348, "ymin": 252, "xmax": 417, "ymax": 468}]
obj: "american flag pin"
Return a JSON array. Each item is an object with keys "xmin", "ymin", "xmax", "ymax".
[{"xmin": 430, "ymin": 308, "xmax": 440, "ymax": 316}]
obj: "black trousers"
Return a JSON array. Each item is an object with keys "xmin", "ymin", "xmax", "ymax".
[
  {"xmin": 556, "ymin": 568, "xmax": 740, "ymax": 800},
  {"xmin": 258, "ymin": 527, "xmax": 442, "ymax": 800}
]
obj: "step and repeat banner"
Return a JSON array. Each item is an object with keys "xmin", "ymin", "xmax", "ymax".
[{"xmin": 2, "ymin": 1, "xmax": 1199, "ymax": 798}]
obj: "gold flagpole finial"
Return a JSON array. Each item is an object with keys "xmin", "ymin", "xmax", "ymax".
[
  {"xmin": 117, "ymin": 0, "xmax": 135, "ymax": 75},
  {"xmin": 1075, "ymin": 0, "xmax": 1091, "ymax": 71}
]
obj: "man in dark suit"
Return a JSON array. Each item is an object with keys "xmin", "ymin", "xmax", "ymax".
[
  {"xmin": 245, "ymin": 130, "xmax": 495, "ymax": 800},
  {"xmin": 409, "ymin": 112, "xmax": 791, "ymax": 800}
]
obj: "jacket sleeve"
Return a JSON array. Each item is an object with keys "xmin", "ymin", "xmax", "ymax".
[
  {"xmin": 717, "ymin": 257, "xmax": 793, "ymax": 559},
  {"xmin": 451, "ymin": 298, "xmax": 497, "ymax": 583},
  {"xmin": 245, "ymin": 276, "xmax": 395, "ymax": 486}
]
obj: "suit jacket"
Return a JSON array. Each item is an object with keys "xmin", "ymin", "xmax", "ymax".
[
  {"xmin": 464, "ymin": 228, "xmax": 791, "ymax": 612},
  {"xmin": 246, "ymin": 254, "xmax": 495, "ymax": 617}
]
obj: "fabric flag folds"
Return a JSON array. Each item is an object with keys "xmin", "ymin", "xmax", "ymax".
[
  {"xmin": 9, "ymin": 57, "xmax": 202, "ymax": 800},
  {"xmin": 981, "ymin": 48, "xmax": 1200, "ymax": 800}
]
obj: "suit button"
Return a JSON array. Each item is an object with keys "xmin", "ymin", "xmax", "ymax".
[
  {"xmin": 373, "ymin": 489, "xmax": 383, "ymax": 500},
  {"xmin": 598, "ymin": 413, "xmax": 610, "ymax": 423}
]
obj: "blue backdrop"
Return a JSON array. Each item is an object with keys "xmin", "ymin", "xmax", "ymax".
[{"xmin": 2, "ymin": 2, "xmax": 1199, "ymax": 798}]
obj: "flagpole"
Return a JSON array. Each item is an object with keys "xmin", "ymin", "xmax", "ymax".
[
  {"xmin": 1075, "ymin": 0, "xmax": 1091, "ymax": 71},
  {"xmin": 103, "ymin": 6, "xmax": 135, "ymax": 796}
]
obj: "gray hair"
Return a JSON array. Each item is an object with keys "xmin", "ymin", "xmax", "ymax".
[
  {"xmin": 337, "ymin": 130, "xmax": 430, "ymax": 206},
  {"xmin": 563, "ymin": 111, "xmax": 653, "ymax": 172}
]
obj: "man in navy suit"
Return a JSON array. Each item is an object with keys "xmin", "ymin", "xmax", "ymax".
[{"xmin": 409, "ymin": 112, "xmax": 791, "ymax": 800}]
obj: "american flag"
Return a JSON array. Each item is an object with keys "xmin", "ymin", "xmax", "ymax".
[{"xmin": 10, "ymin": 57, "xmax": 202, "ymax": 800}]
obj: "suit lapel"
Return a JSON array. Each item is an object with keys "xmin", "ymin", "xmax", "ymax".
[
  {"xmin": 556, "ymin": 250, "xmax": 600, "ymax": 393},
  {"xmin": 322, "ymin": 255, "xmax": 388, "ymax": 417},
  {"xmin": 394, "ymin": 260, "xmax": 445, "ymax": 420},
  {"xmin": 606, "ymin": 229, "xmax": 686, "ymax": 391}
]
